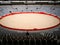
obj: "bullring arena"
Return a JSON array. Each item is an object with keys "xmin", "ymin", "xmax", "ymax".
[{"xmin": 0, "ymin": 0, "xmax": 60, "ymax": 45}]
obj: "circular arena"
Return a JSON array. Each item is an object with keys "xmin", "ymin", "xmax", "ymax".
[
  {"xmin": 0, "ymin": 12, "xmax": 60, "ymax": 31},
  {"xmin": 0, "ymin": 0, "xmax": 60, "ymax": 45}
]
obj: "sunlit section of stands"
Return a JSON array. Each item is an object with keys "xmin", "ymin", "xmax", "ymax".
[{"xmin": 0, "ymin": 5, "xmax": 60, "ymax": 16}]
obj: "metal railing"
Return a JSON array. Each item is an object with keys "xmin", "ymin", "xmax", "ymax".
[{"xmin": 0, "ymin": 1, "xmax": 60, "ymax": 5}]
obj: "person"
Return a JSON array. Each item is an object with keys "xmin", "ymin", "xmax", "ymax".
[
  {"xmin": 26, "ymin": 32, "xmax": 29, "ymax": 36},
  {"xmin": 9, "ymin": 11, "xmax": 12, "ymax": 13}
]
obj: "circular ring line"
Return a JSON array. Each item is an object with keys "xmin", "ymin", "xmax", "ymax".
[{"xmin": 0, "ymin": 12, "xmax": 60, "ymax": 31}]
